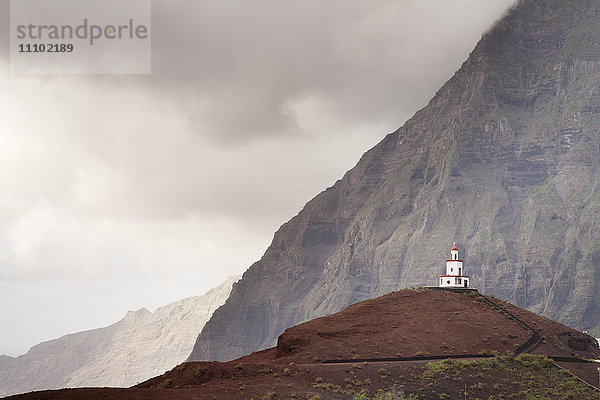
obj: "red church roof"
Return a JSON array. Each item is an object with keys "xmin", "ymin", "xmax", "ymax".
[{"xmin": 451, "ymin": 245, "xmax": 458, "ymax": 251}]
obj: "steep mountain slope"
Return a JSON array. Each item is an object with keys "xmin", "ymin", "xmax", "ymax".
[
  {"xmin": 0, "ymin": 276, "xmax": 239, "ymax": 397},
  {"xmin": 190, "ymin": 0, "xmax": 600, "ymax": 362}
]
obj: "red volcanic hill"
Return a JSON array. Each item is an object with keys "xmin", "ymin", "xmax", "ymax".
[{"xmin": 7, "ymin": 289, "xmax": 600, "ymax": 400}]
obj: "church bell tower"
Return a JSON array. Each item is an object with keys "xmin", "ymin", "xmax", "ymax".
[{"xmin": 439, "ymin": 243, "xmax": 470, "ymax": 288}]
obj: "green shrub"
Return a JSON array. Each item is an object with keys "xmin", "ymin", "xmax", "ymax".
[
  {"xmin": 515, "ymin": 354, "xmax": 555, "ymax": 369},
  {"xmin": 157, "ymin": 378, "xmax": 172, "ymax": 388},
  {"xmin": 173, "ymin": 363, "xmax": 186, "ymax": 372},
  {"xmin": 262, "ymin": 392, "xmax": 276, "ymax": 400},
  {"xmin": 257, "ymin": 367, "xmax": 273, "ymax": 374}
]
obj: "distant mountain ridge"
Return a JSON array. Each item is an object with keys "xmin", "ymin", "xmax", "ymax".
[
  {"xmin": 190, "ymin": 0, "xmax": 600, "ymax": 362},
  {"xmin": 0, "ymin": 276, "xmax": 239, "ymax": 397}
]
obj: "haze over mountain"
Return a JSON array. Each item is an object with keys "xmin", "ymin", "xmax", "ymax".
[
  {"xmin": 190, "ymin": 0, "xmax": 600, "ymax": 362},
  {"xmin": 0, "ymin": 276, "xmax": 239, "ymax": 397},
  {"xmin": 0, "ymin": 0, "xmax": 515, "ymax": 360}
]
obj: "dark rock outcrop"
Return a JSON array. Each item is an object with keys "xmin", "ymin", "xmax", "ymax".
[{"xmin": 190, "ymin": 0, "xmax": 600, "ymax": 361}]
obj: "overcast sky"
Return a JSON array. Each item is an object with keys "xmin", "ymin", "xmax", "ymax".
[{"xmin": 0, "ymin": 0, "xmax": 514, "ymax": 357}]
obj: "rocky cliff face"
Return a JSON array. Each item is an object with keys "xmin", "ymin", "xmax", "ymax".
[
  {"xmin": 0, "ymin": 276, "xmax": 239, "ymax": 397},
  {"xmin": 190, "ymin": 0, "xmax": 600, "ymax": 362}
]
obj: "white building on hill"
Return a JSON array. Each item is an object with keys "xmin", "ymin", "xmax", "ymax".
[{"xmin": 439, "ymin": 244, "xmax": 470, "ymax": 288}]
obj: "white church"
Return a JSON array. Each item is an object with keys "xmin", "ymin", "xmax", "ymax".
[{"xmin": 439, "ymin": 244, "xmax": 470, "ymax": 288}]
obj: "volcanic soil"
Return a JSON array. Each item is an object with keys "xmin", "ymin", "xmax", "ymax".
[{"xmin": 7, "ymin": 289, "xmax": 600, "ymax": 399}]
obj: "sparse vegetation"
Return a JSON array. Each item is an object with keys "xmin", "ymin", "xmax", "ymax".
[
  {"xmin": 258, "ymin": 368, "xmax": 274, "ymax": 374},
  {"xmin": 416, "ymin": 355, "xmax": 600, "ymax": 399},
  {"xmin": 353, "ymin": 388, "xmax": 409, "ymax": 399},
  {"xmin": 173, "ymin": 363, "xmax": 186, "ymax": 372},
  {"xmin": 157, "ymin": 378, "xmax": 172, "ymax": 389},
  {"xmin": 313, "ymin": 381, "xmax": 340, "ymax": 391},
  {"xmin": 377, "ymin": 368, "xmax": 389, "ymax": 378}
]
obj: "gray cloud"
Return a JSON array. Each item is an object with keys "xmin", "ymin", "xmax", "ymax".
[
  {"xmin": 146, "ymin": 0, "xmax": 515, "ymax": 144},
  {"xmin": 0, "ymin": 0, "xmax": 514, "ymax": 356}
]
